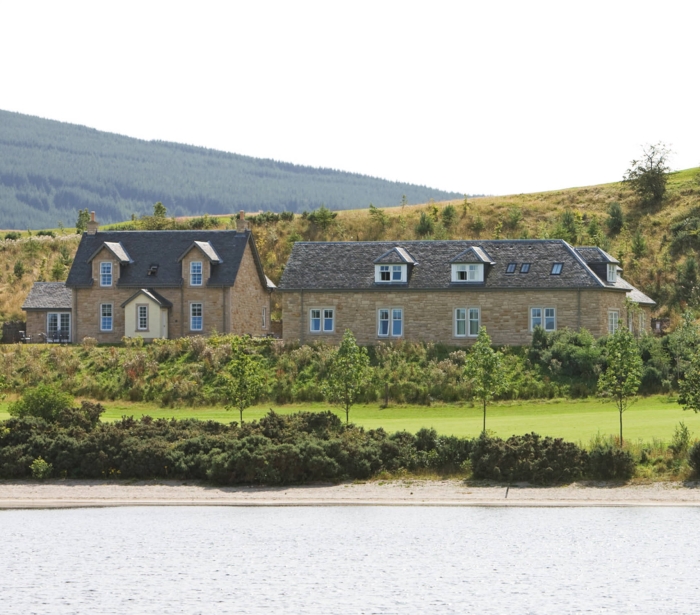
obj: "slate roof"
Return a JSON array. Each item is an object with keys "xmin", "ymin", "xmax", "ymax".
[
  {"xmin": 22, "ymin": 282, "xmax": 73, "ymax": 310},
  {"xmin": 66, "ymin": 229, "xmax": 269, "ymax": 289},
  {"xmin": 450, "ymin": 246, "xmax": 495, "ymax": 264},
  {"xmin": 88, "ymin": 241, "xmax": 133, "ymax": 264},
  {"xmin": 575, "ymin": 247, "xmax": 619, "ymax": 264},
  {"xmin": 374, "ymin": 247, "xmax": 418, "ymax": 265},
  {"xmin": 120, "ymin": 289, "xmax": 174, "ymax": 308},
  {"xmin": 178, "ymin": 241, "xmax": 222, "ymax": 264},
  {"xmin": 279, "ymin": 240, "xmax": 650, "ymax": 299}
]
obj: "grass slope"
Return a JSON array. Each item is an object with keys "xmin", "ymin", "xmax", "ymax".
[
  {"xmin": 2, "ymin": 166, "xmax": 699, "ymax": 322},
  {"xmin": 2, "ymin": 396, "xmax": 695, "ymax": 444}
]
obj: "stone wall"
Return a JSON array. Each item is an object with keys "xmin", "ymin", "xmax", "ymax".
[
  {"xmin": 231, "ymin": 242, "xmax": 270, "ymax": 336},
  {"xmin": 280, "ymin": 288, "xmax": 640, "ymax": 346}
]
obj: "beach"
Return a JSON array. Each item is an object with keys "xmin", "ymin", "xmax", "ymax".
[{"xmin": 2, "ymin": 479, "xmax": 700, "ymax": 508}]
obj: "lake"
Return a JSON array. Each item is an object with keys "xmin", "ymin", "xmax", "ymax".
[{"xmin": 1, "ymin": 506, "xmax": 698, "ymax": 614}]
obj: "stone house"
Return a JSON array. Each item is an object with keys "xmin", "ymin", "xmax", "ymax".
[
  {"xmin": 21, "ymin": 282, "xmax": 73, "ymax": 342},
  {"xmin": 277, "ymin": 239, "xmax": 655, "ymax": 346},
  {"xmin": 22, "ymin": 213, "xmax": 274, "ymax": 343}
]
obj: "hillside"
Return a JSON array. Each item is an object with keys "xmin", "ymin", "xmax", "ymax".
[
  {"xmin": 0, "ymin": 110, "xmax": 463, "ymax": 229},
  {"xmin": 2, "ymin": 167, "xmax": 699, "ymax": 325}
]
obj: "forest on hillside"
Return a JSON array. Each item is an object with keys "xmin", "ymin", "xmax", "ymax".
[{"xmin": 0, "ymin": 110, "xmax": 463, "ymax": 229}]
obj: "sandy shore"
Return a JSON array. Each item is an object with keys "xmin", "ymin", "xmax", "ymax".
[{"xmin": 2, "ymin": 479, "xmax": 700, "ymax": 508}]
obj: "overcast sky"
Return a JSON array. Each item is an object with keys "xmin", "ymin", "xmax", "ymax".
[{"xmin": 2, "ymin": 0, "xmax": 698, "ymax": 196}]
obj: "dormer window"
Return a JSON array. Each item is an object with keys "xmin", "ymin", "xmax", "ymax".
[
  {"xmin": 505, "ymin": 263, "xmax": 517, "ymax": 274},
  {"xmin": 100, "ymin": 262, "xmax": 112, "ymax": 287},
  {"xmin": 607, "ymin": 264, "xmax": 617, "ymax": 283},
  {"xmin": 190, "ymin": 261, "xmax": 203, "ymax": 286},
  {"xmin": 375, "ymin": 264, "xmax": 406, "ymax": 283},
  {"xmin": 451, "ymin": 263, "xmax": 484, "ymax": 282},
  {"xmin": 551, "ymin": 263, "xmax": 563, "ymax": 275}
]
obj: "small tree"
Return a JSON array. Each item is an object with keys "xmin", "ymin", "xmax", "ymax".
[
  {"xmin": 13, "ymin": 260, "xmax": 25, "ymax": 280},
  {"xmin": 441, "ymin": 205, "xmax": 457, "ymax": 229},
  {"xmin": 679, "ymin": 352, "xmax": 700, "ymax": 414},
  {"xmin": 153, "ymin": 201, "xmax": 167, "ymax": 218},
  {"xmin": 224, "ymin": 339, "xmax": 266, "ymax": 424},
  {"xmin": 51, "ymin": 259, "xmax": 66, "ymax": 281},
  {"xmin": 415, "ymin": 211, "xmax": 434, "ymax": 236},
  {"xmin": 463, "ymin": 327, "xmax": 508, "ymax": 433},
  {"xmin": 323, "ymin": 329, "xmax": 372, "ymax": 424},
  {"xmin": 308, "ymin": 205, "xmax": 336, "ymax": 231},
  {"xmin": 597, "ymin": 329, "xmax": 643, "ymax": 447},
  {"xmin": 623, "ymin": 142, "xmax": 671, "ymax": 207},
  {"xmin": 368, "ymin": 204, "xmax": 389, "ymax": 231},
  {"xmin": 76, "ymin": 208, "xmax": 90, "ymax": 234},
  {"xmin": 606, "ymin": 202, "xmax": 624, "ymax": 236}
]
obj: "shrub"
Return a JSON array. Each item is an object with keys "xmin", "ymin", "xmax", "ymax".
[
  {"xmin": 280, "ymin": 211, "xmax": 294, "ymax": 222},
  {"xmin": 606, "ymin": 202, "xmax": 624, "ymax": 235},
  {"xmin": 441, "ymin": 205, "xmax": 457, "ymax": 229},
  {"xmin": 470, "ymin": 432, "xmax": 588, "ymax": 484},
  {"xmin": 587, "ymin": 445, "xmax": 635, "ymax": 480},
  {"xmin": 13, "ymin": 260, "xmax": 25, "ymax": 279},
  {"xmin": 668, "ymin": 422, "xmax": 691, "ymax": 458},
  {"xmin": 30, "ymin": 457, "xmax": 53, "ymax": 480},
  {"xmin": 4, "ymin": 231, "xmax": 21, "ymax": 241},
  {"xmin": 689, "ymin": 442, "xmax": 700, "ymax": 476},
  {"xmin": 37, "ymin": 230, "xmax": 55, "ymax": 237},
  {"xmin": 9, "ymin": 385, "xmax": 75, "ymax": 422},
  {"xmin": 415, "ymin": 212, "xmax": 434, "ymax": 236}
]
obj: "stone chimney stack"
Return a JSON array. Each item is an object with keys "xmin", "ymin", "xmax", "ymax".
[
  {"xmin": 236, "ymin": 210, "xmax": 249, "ymax": 232},
  {"xmin": 86, "ymin": 211, "xmax": 99, "ymax": 235}
]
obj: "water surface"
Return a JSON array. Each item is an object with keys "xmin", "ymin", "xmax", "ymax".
[{"xmin": 1, "ymin": 506, "xmax": 698, "ymax": 614}]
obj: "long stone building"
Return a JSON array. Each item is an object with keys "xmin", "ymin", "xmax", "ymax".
[{"xmin": 276, "ymin": 239, "xmax": 655, "ymax": 346}]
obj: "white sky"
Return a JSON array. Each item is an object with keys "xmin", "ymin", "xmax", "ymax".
[{"xmin": 1, "ymin": 0, "xmax": 698, "ymax": 196}]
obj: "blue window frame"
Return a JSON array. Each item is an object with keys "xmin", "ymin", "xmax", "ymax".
[
  {"xmin": 190, "ymin": 303, "xmax": 203, "ymax": 331},
  {"xmin": 100, "ymin": 262, "xmax": 112, "ymax": 286},
  {"xmin": 190, "ymin": 261, "xmax": 203, "ymax": 286},
  {"xmin": 100, "ymin": 303, "xmax": 113, "ymax": 331}
]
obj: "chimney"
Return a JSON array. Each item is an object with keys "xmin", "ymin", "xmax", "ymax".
[
  {"xmin": 87, "ymin": 211, "xmax": 99, "ymax": 235},
  {"xmin": 236, "ymin": 210, "xmax": 249, "ymax": 232}
]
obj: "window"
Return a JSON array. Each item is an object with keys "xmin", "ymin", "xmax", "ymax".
[
  {"xmin": 531, "ymin": 307, "xmax": 556, "ymax": 332},
  {"xmin": 323, "ymin": 309, "xmax": 334, "ymax": 332},
  {"xmin": 469, "ymin": 308, "xmax": 480, "ymax": 336},
  {"xmin": 310, "ymin": 308, "xmax": 334, "ymax": 333},
  {"xmin": 100, "ymin": 304, "xmax": 113, "ymax": 331},
  {"xmin": 375, "ymin": 264, "xmax": 406, "ymax": 283},
  {"xmin": 456, "ymin": 308, "xmax": 480, "ymax": 337},
  {"xmin": 47, "ymin": 313, "xmax": 70, "ymax": 339},
  {"xmin": 455, "ymin": 308, "xmax": 466, "ymax": 337},
  {"xmin": 639, "ymin": 312, "xmax": 646, "ymax": 333},
  {"xmin": 378, "ymin": 308, "xmax": 403, "ymax": 337},
  {"xmin": 100, "ymin": 262, "xmax": 112, "ymax": 287},
  {"xmin": 451, "ymin": 263, "xmax": 484, "ymax": 282},
  {"xmin": 506, "ymin": 263, "xmax": 517, "ymax": 274},
  {"xmin": 551, "ymin": 263, "xmax": 563, "ymax": 275},
  {"xmin": 608, "ymin": 309, "xmax": 619, "ymax": 334},
  {"xmin": 520, "ymin": 263, "xmax": 530, "ymax": 273},
  {"xmin": 262, "ymin": 307, "xmax": 267, "ymax": 329},
  {"xmin": 137, "ymin": 305, "xmax": 148, "ymax": 331},
  {"xmin": 607, "ymin": 264, "xmax": 617, "ymax": 283},
  {"xmin": 190, "ymin": 303, "xmax": 203, "ymax": 331},
  {"xmin": 310, "ymin": 309, "xmax": 321, "ymax": 332},
  {"xmin": 190, "ymin": 261, "xmax": 203, "ymax": 286}
]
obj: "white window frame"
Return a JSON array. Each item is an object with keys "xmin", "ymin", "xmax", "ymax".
[
  {"xmin": 375, "ymin": 264, "xmax": 407, "ymax": 283},
  {"xmin": 454, "ymin": 307, "xmax": 480, "ymax": 338},
  {"xmin": 47, "ymin": 313, "xmax": 71, "ymax": 339},
  {"xmin": 607, "ymin": 263, "xmax": 617, "ymax": 283},
  {"xmin": 137, "ymin": 305, "xmax": 148, "ymax": 331},
  {"xmin": 100, "ymin": 303, "xmax": 113, "ymax": 332},
  {"xmin": 608, "ymin": 309, "xmax": 619, "ymax": 334},
  {"xmin": 190, "ymin": 303, "xmax": 203, "ymax": 331},
  {"xmin": 451, "ymin": 263, "xmax": 484, "ymax": 282},
  {"xmin": 190, "ymin": 261, "xmax": 203, "ymax": 286},
  {"xmin": 530, "ymin": 307, "xmax": 556, "ymax": 332},
  {"xmin": 309, "ymin": 308, "xmax": 335, "ymax": 333},
  {"xmin": 100, "ymin": 262, "xmax": 112, "ymax": 287},
  {"xmin": 377, "ymin": 308, "xmax": 403, "ymax": 338}
]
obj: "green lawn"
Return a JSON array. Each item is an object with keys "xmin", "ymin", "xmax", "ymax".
[{"xmin": 1, "ymin": 395, "xmax": 697, "ymax": 444}]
